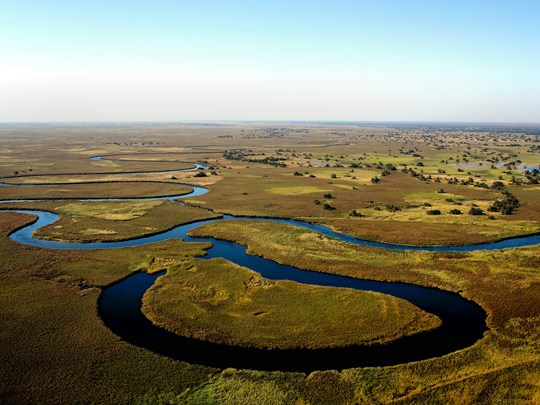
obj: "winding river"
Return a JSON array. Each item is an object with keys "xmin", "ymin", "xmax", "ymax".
[{"xmin": 1, "ymin": 156, "xmax": 539, "ymax": 372}]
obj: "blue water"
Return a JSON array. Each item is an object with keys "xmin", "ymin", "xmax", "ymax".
[
  {"xmin": 7, "ymin": 210, "xmax": 540, "ymax": 252},
  {"xmin": 1, "ymin": 155, "xmax": 538, "ymax": 371}
]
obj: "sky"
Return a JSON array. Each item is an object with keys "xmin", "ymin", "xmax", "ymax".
[{"xmin": 0, "ymin": 1, "xmax": 539, "ymax": 123}]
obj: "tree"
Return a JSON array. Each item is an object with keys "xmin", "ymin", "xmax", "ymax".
[{"xmin": 488, "ymin": 191, "xmax": 520, "ymax": 215}]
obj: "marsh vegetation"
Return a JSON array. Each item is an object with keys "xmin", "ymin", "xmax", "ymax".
[{"xmin": 0, "ymin": 122, "xmax": 539, "ymax": 403}]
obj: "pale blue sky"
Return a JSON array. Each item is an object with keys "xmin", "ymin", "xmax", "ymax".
[{"xmin": 1, "ymin": 1, "xmax": 539, "ymax": 122}]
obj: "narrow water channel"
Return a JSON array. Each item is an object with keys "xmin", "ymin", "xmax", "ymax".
[{"xmin": 1, "ymin": 157, "xmax": 538, "ymax": 371}]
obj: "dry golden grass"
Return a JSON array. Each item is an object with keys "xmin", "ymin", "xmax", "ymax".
[
  {"xmin": 0, "ymin": 181, "xmax": 193, "ymax": 200},
  {"xmin": 57, "ymin": 200, "xmax": 164, "ymax": 220}
]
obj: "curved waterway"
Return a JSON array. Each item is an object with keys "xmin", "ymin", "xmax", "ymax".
[
  {"xmin": 1, "ymin": 156, "xmax": 539, "ymax": 371},
  {"xmin": 5, "ymin": 209, "xmax": 489, "ymax": 371}
]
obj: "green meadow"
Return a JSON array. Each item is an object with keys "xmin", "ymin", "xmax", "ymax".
[{"xmin": 143, "ymin": 258, "xmax": 439, "ymax": 350}]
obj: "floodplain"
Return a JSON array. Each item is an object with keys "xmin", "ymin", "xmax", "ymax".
[{"xmin": 0, "ymin": 122, "xmax": 539, "ymax": 404}]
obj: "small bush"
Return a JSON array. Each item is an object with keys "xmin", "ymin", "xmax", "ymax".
[
  {"xmin": 323, "ymin": 202, "xmax": 335, "ymax": 210},
  {"xmin": 469, "ymin": 207, "xmax": 484, "ymax": 216},
  {"xmin": 426, "ymin": 209, "xmax": 441, "ymax": 215}
]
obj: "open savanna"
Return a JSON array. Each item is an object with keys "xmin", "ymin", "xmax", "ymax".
[
  {"xmin": 0, "ymin": 145, "xmax": 195, "ymax": 178},
  {"xmin": 142, "ymin": 258, "xmax": 439, "ymax": 350},
  {"xmin": 0, "ymin": 123, "xmax": 234, "ymax": 177},
  {"xmin": 188, "ymin": 164, "xmax": 540, "ymax": 246}
]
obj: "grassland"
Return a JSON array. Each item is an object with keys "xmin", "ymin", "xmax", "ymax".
[
  {"xmin": 0, "ymin": 212, "xmax": 217, "ymax": 403},
  {"xmin": 188, "ymin": 219, "xmax": 540, "ymax": 403},
  {"xmin": 2, "ymin": 209, "xmax": 539, "ymax": 404},
  {"xmin": 0, "ymin": 199, "xmax": 220, "ymax": 242},
  {"xmin": 3, "ymin": 170, "xmax": 223, "ymax": 187},
  {"xmin": 142, "ymin": 258, "xmax": 439, "ymax": 349},
  {"xmin": 0, "ymin": 122, "xmax": 539, "ymax": 404},
  {"xmin": 187, "ymin": 167, "xmax": 540, "ymax": 245},
  {"xmin": 0, "ymin": 181, "xmax": 193, "ymax": 200}
]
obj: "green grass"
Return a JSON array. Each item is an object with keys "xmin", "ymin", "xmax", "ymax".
[
  {"xmin": 143, "ymin": 258, "xmax": 439, "ymax": 349},
  {"xmin": 57, "ymin": 200, "xmax": 165, "ymax": 220},
  {"xmin": 189, "ymin": 219, "xmax": 540, "ymax": 332},
  {"xmin": 0, "ymin": 200, "xmax": 220, "ymax": 243},
  {"xmin": 185, "ymin": 218, "xmax": 540, "ymax": 403},
  {"xmin": 0, "ymin": 212, "xmax": 217, "ymax": 403}
]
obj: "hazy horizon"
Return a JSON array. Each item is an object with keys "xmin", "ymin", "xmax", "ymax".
[
  {"xmin": 1, "ymin": 1, "xmax": 539, "ymax": 123},
  {"xmin": 1, "ymin": 120, "xmax": 540, "ymax": 125}
]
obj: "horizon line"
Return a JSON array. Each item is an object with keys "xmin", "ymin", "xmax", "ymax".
[{"xmin": 1, "ymin": 119, "xmax": 540, "ymax": 127}]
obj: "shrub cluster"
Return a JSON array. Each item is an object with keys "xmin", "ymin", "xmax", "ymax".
[
  {"xmin": 487, "ymin": 191, "xmax": 520, "ymax": 215},
  {"xmin": 469, "ymin": 207, "xmax": 484, "ymax": 216}
]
